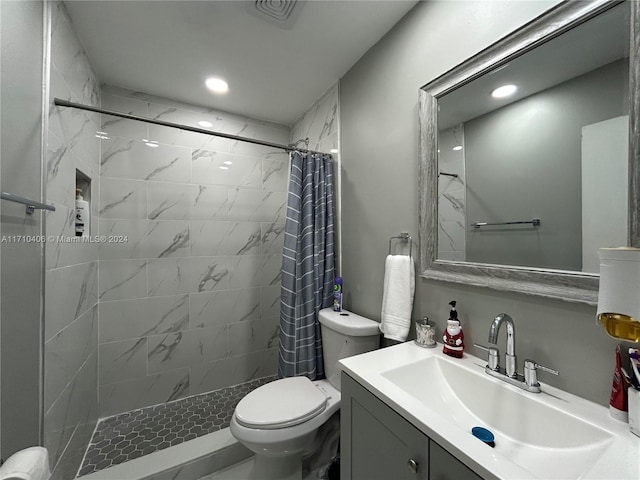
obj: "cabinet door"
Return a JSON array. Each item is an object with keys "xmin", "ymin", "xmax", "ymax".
[
  {"xmin": 430, "ymin": 440, "xmax": 483, "ymax": 480},
  {"xmin": 341, "ymin": 373, "xmax": 429, "ymax": 480}
]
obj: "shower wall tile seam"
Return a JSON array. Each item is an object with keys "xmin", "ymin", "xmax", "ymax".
[
  {"xmin": 44, "ymin": 348, "xmax": 99, "ymax": 417},
  {"xmin": 45, "ymin": 259, "xmax": 98, "ymax": 271},
  {"xmin": 43, "ymin": 305, "xmax": 97, "ymax": 343},
  {"xmin": 98, "ymin": 366, "xmax": 192, "ymax": 385}
]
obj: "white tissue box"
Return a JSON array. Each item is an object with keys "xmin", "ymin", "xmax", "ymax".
[{"xmin": 629, "ymin": 387, "xmax": 640, "ymax": 438}]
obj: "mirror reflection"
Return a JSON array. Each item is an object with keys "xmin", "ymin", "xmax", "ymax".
[{"xmin": 436, "ymin": 2, "xmax": 630, "ymax": 273}]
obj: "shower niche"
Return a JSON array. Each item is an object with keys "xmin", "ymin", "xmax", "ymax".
[{"xmin": 75, "ymin": 169, "xmax": 91, "ymax": 237}]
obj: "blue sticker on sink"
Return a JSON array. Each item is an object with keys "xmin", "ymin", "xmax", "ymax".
[{"xmin": 471, "ymin": 426, "xmax": 495, "ymax": 448}]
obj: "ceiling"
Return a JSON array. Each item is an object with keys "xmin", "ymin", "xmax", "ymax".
[{"xmin": 63, "ymin": 0, "xmax": 418, "ymax": 125}]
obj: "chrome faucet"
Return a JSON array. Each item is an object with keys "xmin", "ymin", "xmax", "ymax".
[
  {"xmin": 475, "ymin": 313, "xmax": 558, "ymax": 393},
  {"xmin": 488, "ymin": 313, "xmax": 517, "ymax": 378}
]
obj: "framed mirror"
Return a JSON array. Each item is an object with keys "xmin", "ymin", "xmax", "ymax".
[{"xmin": 419, "ymin": 0, "xmax": 639, "ymax": 305}]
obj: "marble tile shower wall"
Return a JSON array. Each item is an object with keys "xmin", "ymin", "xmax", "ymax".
[
  {"xmin": 96, "ymin": 86, "xmax": 288, "ymax": 417},
  {"xmin": 290, "ymin": 82, "xmax": 340, "ymax": 267},
  {"xmin": 290, "ymin": 84, "xmax": 339, "ymax": 155},
  {"xmin": 44, "ymin": 2, "xmax": 100, "ymax": 480},
  {"xmin": 437, "ymin": 124, "xmax": 466, "ymax": 261}
]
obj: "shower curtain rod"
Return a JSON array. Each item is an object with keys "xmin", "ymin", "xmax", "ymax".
[{"xmin": 53, "ymin": 98, "xmax": 331, "ymax": 157}]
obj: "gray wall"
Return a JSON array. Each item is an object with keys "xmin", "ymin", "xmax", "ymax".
[
  {"xmin": 0, "ymin": 0, "xmax": 44, "ymax": 460},
  {"xmin": 465, "ymin": 60, "xmax": 628, "ymax": 270},
  {"xmin": 340, "ymin": 0, "xmax": 621, "ymax": 405}
]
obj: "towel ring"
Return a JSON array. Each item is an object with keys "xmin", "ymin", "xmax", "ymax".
[{"xmin": 388, "ymin": 232, "xmax": 413, "ymax": 258}]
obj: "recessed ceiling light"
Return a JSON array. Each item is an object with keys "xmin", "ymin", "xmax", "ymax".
[
  {"xmin": 491, "ymin": 84, "xmax": 518, "ymax": 98},
  {"xmin": 330, "ymin": 148, "xmax": 339, "ymax": 154},
  {"xmin": 143, "ymin": 139, "xmax": 159, "ymax": 148},
  {"xmin": 453, "ymin": 145, "xmax": 463, "ymax": 151},
  {"xmin": 219, "ymin": 166, "xmax": 229, "ymax": 170},
  {"xmin": 205, "ymin": 77, "xmax": 229, "ymax": 94},
  {"xmin": 223, "ymin": 161, "xmax": 233, "ymax": 165},
  {"xmin": 198, "ymin": 120, "xmax": 213, "ymax": 128}
]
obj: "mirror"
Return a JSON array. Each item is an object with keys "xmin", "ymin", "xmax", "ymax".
[{"xmin": 419, "ymin": 0, "xmax": 640, "ymax": 304}]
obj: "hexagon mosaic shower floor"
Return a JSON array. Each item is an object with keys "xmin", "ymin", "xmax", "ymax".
[{"xmin": 77, "ymin": 376, "xmax": 276, "ymax": 476}]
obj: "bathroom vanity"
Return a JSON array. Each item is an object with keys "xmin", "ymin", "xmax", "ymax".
[
  {"xmin": 341, "ymin": 372, "xmax": 481, "ymax": 480},
  {"xmin": 339, "ymin": 342, "xmax": 639, "ymax": 480}
]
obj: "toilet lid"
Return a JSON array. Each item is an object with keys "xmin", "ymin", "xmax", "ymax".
[{"xmin": 235, "ymin": 376, "xmax": 327, "ymax": 429}]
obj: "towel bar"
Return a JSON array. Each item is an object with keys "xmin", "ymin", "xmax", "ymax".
[
  {"xmin": 471, "ymin": 218, "xmax": 541, "ymax": 229},
  {"xmin": 389, "ymin": 232, "xmax": 413, "ymax": 257},
  {"xmin": 1, "ymin": 192, "xmax": 56, "ymax": 214}
]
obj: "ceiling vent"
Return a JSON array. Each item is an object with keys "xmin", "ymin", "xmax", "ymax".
[{"xmin": 247, "ymin": 0, "xmax": 303, "ymax": 30}]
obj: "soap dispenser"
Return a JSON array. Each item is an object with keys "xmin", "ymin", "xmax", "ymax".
[{"xmin": 443, "ymin": 300, "xmax": 464, "ymax": 358}]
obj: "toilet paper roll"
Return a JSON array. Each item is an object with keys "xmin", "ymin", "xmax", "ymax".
[{"xmin": 0, "ymin": 446, "xmax": 50, "ymax": 480}]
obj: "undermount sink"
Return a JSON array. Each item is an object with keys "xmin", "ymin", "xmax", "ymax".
[
  {"xmin": 340, "ymin": 341, "xmax": 638, "ymax": 480},
  {"xmin": 381, "ymin": 355, "xmax": 613, "ymax": 479}
]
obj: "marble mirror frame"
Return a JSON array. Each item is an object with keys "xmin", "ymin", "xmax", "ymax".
[{"xmin": 419, "ymin": 0, "xmax": 640, "ymax": 305}]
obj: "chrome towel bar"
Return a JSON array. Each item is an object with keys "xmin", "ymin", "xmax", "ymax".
[
  {"xmin": 1, "ymin": 192, "xmax": 56, "ymax": 214},
  {"xmin": 471, "ymin": 218, "xmax": 540, "ymax": 229},
  {"xmin": 389, "ymin": 232, "xmax": 413, "ymax": 257}
]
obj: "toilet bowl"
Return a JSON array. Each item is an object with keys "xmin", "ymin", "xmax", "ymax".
[
  {"xmin": 230, "ymin": 378, "xmax": 339, "ymax": 456},
  {"xmin": 230, "ymin": 308, "xmax": 380, "ymax": 480}
]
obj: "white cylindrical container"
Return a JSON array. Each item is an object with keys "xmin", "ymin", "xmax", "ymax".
[
  {"xmin": 75, "ymin": 188, "xmax": 90, "ymax": 237},
  {"xmin": 597, "ymin": 247, "xmax": 640, "ymax": 342}
]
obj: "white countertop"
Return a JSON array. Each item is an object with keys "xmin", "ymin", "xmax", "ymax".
[{"xmin": 339, "ymin": 341, "xmax": 640, "ymax": 480}]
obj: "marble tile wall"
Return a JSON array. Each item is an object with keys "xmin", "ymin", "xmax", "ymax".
[
  {"xmin": 43, "ymin": 10, "xmax": 339, "ymax": 471},
  {"xmin": 96, "ymin": 86, "xmax": 288, "ymax": 416},
  {"xmin": 437, "ymin": 124, "xmax": 466, "ymax": 261},
  {"xmin": 290, "ymin": 83, "xmax": 339, "ymax": 155},
  {"xmin": 44, "ymin": 2, "xmax": 100, "ymax": 479},
  {"xmin": 290, "ymin": 83, "xmax": 341, "ymax": 267}
]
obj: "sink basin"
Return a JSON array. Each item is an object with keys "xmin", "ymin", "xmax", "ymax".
[
  {"xmin": 340, "ymin": 342, "xmax": 638, "ymax": 480},
  {"xmin": 381, "ymin": 355, "xmax": 613, "ymax": 479}
]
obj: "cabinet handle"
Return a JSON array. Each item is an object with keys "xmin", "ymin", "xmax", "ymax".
[{"xmin": 407, "ymin": 458, "xmax": 419, "ymax": 474}]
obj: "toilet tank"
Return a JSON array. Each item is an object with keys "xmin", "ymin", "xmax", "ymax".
[{"xmin": 319, "ymin": 308, "xmax": 380, "ymax": 390}]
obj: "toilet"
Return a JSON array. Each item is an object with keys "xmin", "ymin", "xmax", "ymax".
[{"xmin": 230, "ymin": 308, "xmax": 380, "ymax": 480}]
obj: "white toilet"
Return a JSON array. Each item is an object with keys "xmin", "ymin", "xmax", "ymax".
[{"xmin": 230, "ymin": 308, "xmax": 380, "ymax": 480}]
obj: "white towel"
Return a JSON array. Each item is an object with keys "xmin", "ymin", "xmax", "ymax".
[{"xmin": 380, "ymin": 254, "xmax": 415, "ymax": 341}]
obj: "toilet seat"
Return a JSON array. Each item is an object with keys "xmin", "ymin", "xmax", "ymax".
[{"xmin": 234, "ymin": 376, "xmax": 327, "ymax": 430}]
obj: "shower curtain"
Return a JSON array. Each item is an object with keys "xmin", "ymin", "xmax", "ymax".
[{"xmin": 279, "ymin": 151, "xmax": 336, "ymax": 379}]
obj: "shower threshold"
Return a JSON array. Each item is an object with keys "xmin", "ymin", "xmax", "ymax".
[{"xmin": 76, "ymin": 376, "xmax": 275, "ymax": 480}]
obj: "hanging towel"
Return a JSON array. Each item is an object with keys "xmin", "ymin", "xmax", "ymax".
[{"xmin": 380, "ymin": 254, "xmax": 415, "ymax": 342}]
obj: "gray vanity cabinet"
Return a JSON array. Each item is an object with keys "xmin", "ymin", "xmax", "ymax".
[{"xmin": 341, "ymin": 372, "xmax": 483, "ymax": 480}]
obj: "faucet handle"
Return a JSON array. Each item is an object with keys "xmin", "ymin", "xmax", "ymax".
[
  {"xmin": 474, "ymin": 343, "xmax": 500, "ymax": 371},
  {"xmin": 524, "ymin": 359, "xmax": 559, "ymax": 388},
  {"xmin": 534, "ymin": 363, "xmax": 559, "ymax": 376}
]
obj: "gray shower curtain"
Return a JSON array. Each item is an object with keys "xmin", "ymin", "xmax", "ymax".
[{"xmin": 279, "ymin": 151, "xmax": 336, "ymax": 379}]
